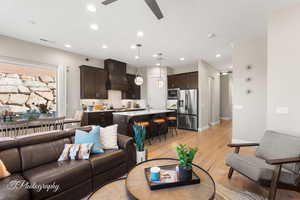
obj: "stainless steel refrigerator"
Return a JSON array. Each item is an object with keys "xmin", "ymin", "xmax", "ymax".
[{"xmin": 177, "ymin": 89, "xmax": 198, "ymax": 131}]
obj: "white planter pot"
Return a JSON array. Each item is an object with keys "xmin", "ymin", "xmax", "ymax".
[{"xmin": 136, "ymin": 149, "xmax": 148, "ymax": 164}]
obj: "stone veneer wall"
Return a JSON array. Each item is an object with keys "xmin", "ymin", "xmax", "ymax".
[{"xmin": 0, "ymin": 73, "xmax": 56, "ymax": 113}]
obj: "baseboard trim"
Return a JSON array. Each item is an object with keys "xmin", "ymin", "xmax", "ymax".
[
  {"xmin": 210, "ymin": 120, "xmax": 220, "ymax": 126},
  {"xmin": 198, "ymin": 125, "xmax": 209, "ymax": 132},
  {"xmin": 220, "ymin": 117, "xmax": 232, "ymax": 120}
]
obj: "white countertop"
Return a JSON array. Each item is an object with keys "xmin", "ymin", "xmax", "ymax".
[
  {"xmin": 84, "ymin": 108, "xmax": 145, "ymax": 113},
  {"xmin": 113, "ymin": 109, "xmax": 175, "ymax": 116}
]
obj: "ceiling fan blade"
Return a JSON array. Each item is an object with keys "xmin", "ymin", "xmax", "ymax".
[
  {"xmin": 144, "ymin": 0, "xmax": 164, "ymax": 20},
  {"xmin": 102, "ymin": 0, "xmax": 119, "ymax": 5}
]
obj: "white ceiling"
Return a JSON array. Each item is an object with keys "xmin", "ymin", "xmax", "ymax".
[{"xmin": 0, "ymin": 0, "xmax": 296, "ymax": 71}]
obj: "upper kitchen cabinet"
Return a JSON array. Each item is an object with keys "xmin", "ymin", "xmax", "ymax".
[
  {"xmin": 105, "ymin": 59, "xmax": 128, "ymax": 91},
  {"xmin": 168, "ymin": 71, "xmax": 198, "ymax": 89},
  {"xmin": 122, "ymin": 74, "xmax": 141, "ymax": 99},
  {"xmin": 80, "ymin": 65, "xmax": 108, "ymax": 99}
]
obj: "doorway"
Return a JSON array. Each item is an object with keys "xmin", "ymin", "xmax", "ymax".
[{"xmin": 208, "ymin": 77, "xmax": 214, "ymax": 126}]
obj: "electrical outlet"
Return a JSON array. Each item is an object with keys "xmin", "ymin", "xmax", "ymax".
[
  {"xmin": 233, "ymin": 105, "xmax": 243, "ymax": 110},
  {"xmin": 276, "ymin": 107, "xmax": 289, "ymax": 114}
]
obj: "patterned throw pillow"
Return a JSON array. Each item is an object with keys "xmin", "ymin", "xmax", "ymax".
[
  {"xmin": 58, "ymin": 143, "xmax": 94, "ymax": 161},
  {"xmin": 0, "ymin": 160, "xmax": 10, "ymax": 179}
]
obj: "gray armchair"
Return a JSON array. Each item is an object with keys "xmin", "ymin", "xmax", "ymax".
[{"xmin": 226, "ymin": 130, "xmax": 300, "ymax": 200}]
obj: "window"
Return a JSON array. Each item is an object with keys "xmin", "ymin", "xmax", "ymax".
[{"xmin": 0, "ymin": 62, "xmax": 57, "ymax": 114}]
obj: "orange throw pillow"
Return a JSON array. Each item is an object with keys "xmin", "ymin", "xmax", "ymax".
[{"xmin": 0, "ymin": 160, "xmax": 10, "ymax": 179}]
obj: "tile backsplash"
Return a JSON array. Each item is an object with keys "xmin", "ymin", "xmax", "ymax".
[{"xmin": 80, "ymin": 90, "xmax": 146, "ymax": 109}]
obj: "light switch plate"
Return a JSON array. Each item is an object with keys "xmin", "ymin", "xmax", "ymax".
[
  {"xmin": 276, "ymin": 107, "xmax": 289, "ymax": 114},
  {"xmin": 233, "ymin": 105, "xmax": 243, "ymax": 110}
]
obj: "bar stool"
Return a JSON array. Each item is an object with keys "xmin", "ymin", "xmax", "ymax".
[
  {"xmin": 166, "ymin": 116, "xmax": 178, "ymax": 136},
  {"xmin": 136, "ymin": 121, "xmax": 151, "ymax": 145},
  {"xmin": 153, "ymin": 118, "xmax": 166, "ymax": 142}
]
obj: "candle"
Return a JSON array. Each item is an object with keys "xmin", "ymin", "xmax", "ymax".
[{"xmin": 150, "ymin": 167, "xmax": 160, "ymax": 181}]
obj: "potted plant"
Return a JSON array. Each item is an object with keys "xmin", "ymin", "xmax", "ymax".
[
  {"xmin": 133, "ymin": 124, "xmax": 147, "ymax": 163},
  {"xmin": 176, "ymin": 144, "xmax": 198, "ymax": 181},
  {"xmin": 37, "ymin": 103, "xmax": 50, "ymax": 118}
]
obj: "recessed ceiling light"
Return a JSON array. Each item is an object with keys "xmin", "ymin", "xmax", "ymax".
[
  {"xmin": 152, "ymin": 54, "xmax": 158, "ymax": 58},
  {"xmin": 216, "ymin": 54, "xmax": 221, "ymax": 58},
  {"xmin": 131, "ymin": 45, "xmax": 136, "ymax": 49},
  {"xmin": 28, "ymin": 19, "xmax": 36, "ymax": 25},
  {"xmin": 86, "ymin": 4, "xmax": 96, "ymax": 12},
  {"xmin": 137, "ymin": 31, "xmax": 144, "ymax": 37},
  {"xmin": 156, "ymin": 63, "xmax": 161, "ymax": 66},
  {"xmin": 102, "ymin": 44, "xmax": 108, "ymax": 49},
  {"xmin": 90, "ymin": 24, "xmax": 99, "ymax": 30},
  {"xmin": 180, "ymin": 57, "xmax": 185, "ymax": 61},
  {"xmin": 65, "ymin": 44, "xmax": 71, "ymax": 48},
  {"xmin": 208, "ymin": 33, "xmax": 216, "ymax": 39},
  {"xmin": 228, "ymin": 65, "xmax": 233, "ymax": 69},
  {"xmin": 135, "ymin": 56, "xmax": 140, "ymax": 60}
]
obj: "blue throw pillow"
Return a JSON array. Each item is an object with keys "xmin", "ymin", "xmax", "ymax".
[{"xmin": 75, "ymin": 126, "xmax": 104, "ymax": 154}]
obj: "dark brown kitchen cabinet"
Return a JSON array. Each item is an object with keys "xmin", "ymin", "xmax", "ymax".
[
  {"xmin": 80, "ymin": 65, "xmax": 108, "ymax": 99},
  {"xmin": 122, "ymin": 74, "xmax": 141, "ymax": 99},
  {"xmin": 105, "ymin": 59, "xmax": 128, "ymax": 91},
  {"xmin": 168, "ymin": 71, "xmax": 198, "ymax": 89},
  {"xmin": 82, "ymin": 112, "xmax": 113, "ymax": 127}
]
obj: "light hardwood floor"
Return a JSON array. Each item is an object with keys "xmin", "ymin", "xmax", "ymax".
[{"xmin": 147, "ymin": 120, "xmax": 300, "ymax": 200}]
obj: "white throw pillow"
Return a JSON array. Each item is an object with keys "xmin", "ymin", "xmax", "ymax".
[{"xmin": 100, "ymin": 124, "xmax": 119, "ymax": 150}]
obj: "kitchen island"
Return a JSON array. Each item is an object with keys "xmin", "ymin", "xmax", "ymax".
[
  {"xmin": 82, "ymin": 108, "xmax": 145, "ymax": 127},
  {"xmin": 113, "ymin": 109, "xmax": 176, "ymax": 137}
]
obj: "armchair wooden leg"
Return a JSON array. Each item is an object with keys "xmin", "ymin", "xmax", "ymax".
[
  {"xmin": 269, "ymin": 165, "xmax": 282, "ymax": 200},
  {"xmin": 228, "ymin": 167, "xmax": 234, "ymax": 179},
  {"xmin": 227, "ymin": 147, "xmax": 240, "ymax": 179}
]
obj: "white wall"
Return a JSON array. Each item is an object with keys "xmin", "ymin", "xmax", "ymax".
[
  {"xmin": 0, "ymin": 35, "xmax": 137, "ymax": 117},
  {"xmin": 168, "ymin": 65, "xmax": 198, "ymax": 75},
  {"xmin": 232, "ymin": 38, "xmax": 267, "ymax": 142},
  {"xmin": 267, "ymin": 4, "xmax": 300, "ymax": 135},
  {"xmin": 198, "ymin": 60, "xmax": 220, "ymax": 130},
  {"xmin": 146, "ymin": 67, "xmax": 167, "ymax": 109},
  {"xmin": 220, "ymin": 74, "xmax": 232, "ymax": 120}
]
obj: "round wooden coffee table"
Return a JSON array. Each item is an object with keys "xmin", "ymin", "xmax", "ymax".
[
  {"xmin": 126, "ymin": 158, "xmax": 216, "ymax": 200},
  {"xmin": 88, "ymin": 178, "xmax": 132, "ymax": 200}
]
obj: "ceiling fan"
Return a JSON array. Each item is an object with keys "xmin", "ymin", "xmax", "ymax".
[{"xmin": 102, "ymin": 0, "xmax": 164, "ymax": 20}]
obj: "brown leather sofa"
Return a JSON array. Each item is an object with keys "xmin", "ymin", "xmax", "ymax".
[{"xmin": 0, "ymin": 126, "xmax": 136, "ymax": 200}]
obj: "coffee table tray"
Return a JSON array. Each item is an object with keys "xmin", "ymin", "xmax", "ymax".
[{"xmin": 144, "ymin": 164, "xmax": 200, "ymax": 190}]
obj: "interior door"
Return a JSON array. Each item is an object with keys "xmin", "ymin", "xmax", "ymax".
[{"xmin": 208, "ymin": 77, "xmax": 214, "ymax": 125}]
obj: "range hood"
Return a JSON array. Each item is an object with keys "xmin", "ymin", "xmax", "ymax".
[{"xmin": 104, "ymin": 59, "xmax": 128, "ymax": 91}]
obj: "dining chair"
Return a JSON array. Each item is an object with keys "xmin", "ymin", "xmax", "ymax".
[
  {"xmin": 0, "ymin": 120, "xmax": 29, "ymax": 137},
  {"xmin": 34, "ymin": 117, "xmax": 65, "ymax": 132}
]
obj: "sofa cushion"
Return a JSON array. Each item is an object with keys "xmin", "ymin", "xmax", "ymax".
[
  {"xmin": 20, "ymin": 138, "xmax": 70, "ymax": 171},
  {"xmin": 256, "ymin": 130, "xmax": 300, "ymax": 173},
  {"xmin": 23, "ymin": 160, "xmax": 92, "ymax": 200},
  {"xmin": 89, "ymin": 149, "xmax": 126, "ymax": 175},
  {"xmin": 226, "ymin": 153, "xmax": 298, "ymax": 186},
  {"xmin": 0, "ymin": 174, "xmax": 30, "ymax": 200}
]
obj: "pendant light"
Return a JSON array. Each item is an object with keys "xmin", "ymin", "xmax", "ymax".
[
  {"xmin": 134, "ymin": 44, "xmax": 144, "ymax": 86},
  {"xmin": 157, "ymin": 53, "xmax": 164, "ymax": 88}
]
